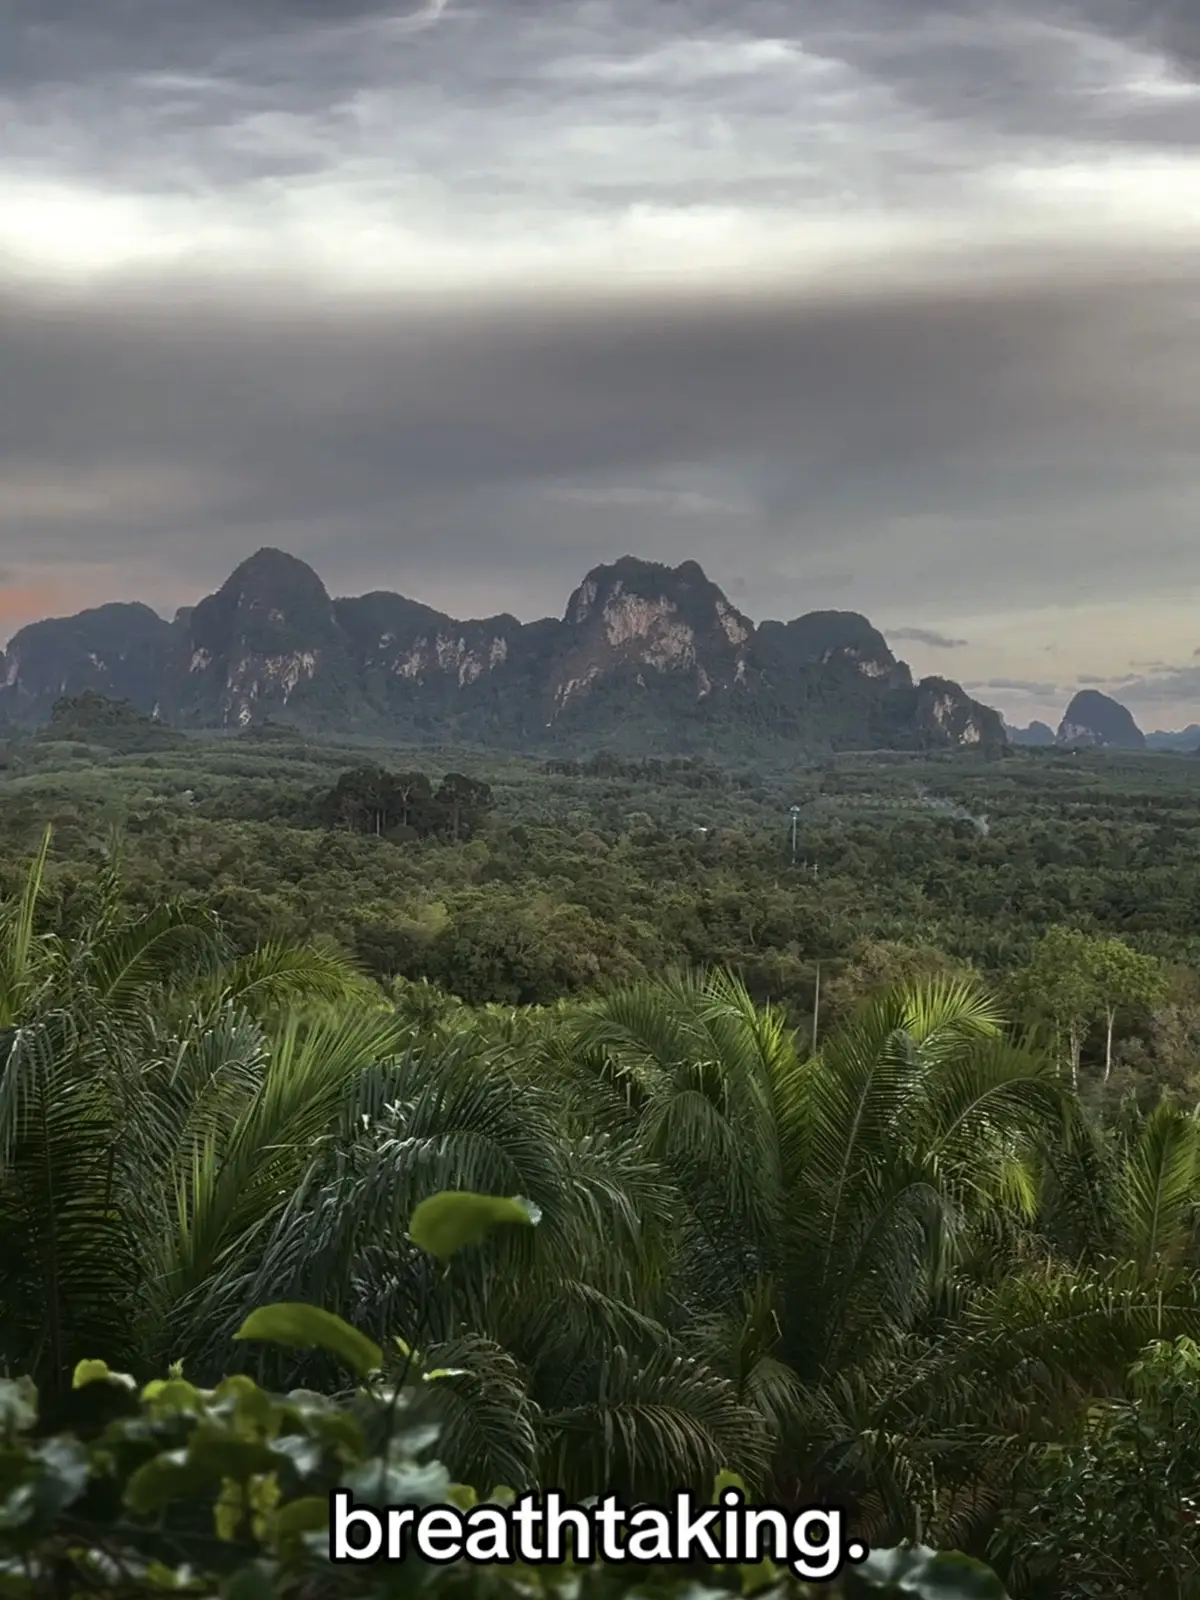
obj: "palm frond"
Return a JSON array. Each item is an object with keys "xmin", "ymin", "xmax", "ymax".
[
  {"xmin": 540, "ymin": 1344, "xmax": 772, "ymax": 1500},
  {"xmin": 1112, "ymin": 1101, "xmax": 1200, "ymax": 1276},
  {"xmin": 204, "ymin": 940, "xmax": 373, "ymax": 1013},
  {"xmin": 0, "ymin": 826, "xmax": 53, "ymax": 1027}
]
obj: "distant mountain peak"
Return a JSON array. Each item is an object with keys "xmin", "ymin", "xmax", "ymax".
[
  {"xmin": 221, "ymin": 547, "xmax": 330, "ymax": 603},
  {"xmin": 575, "ymin": 555, "xmax": 733, "ymax": 593},
  {"xmin": 1146, "ymin": 723, "xmax": 1200, "ymax": 752},
  {"xmin": 555, "ymin": 554, "xmax": 753, "ymax": 711},
  {"xmin": 1005, "ymin": 718, "xmax": 1055, "ymax": 747},
  {"xmin": 671, "ymin": 558, "xmax": 708, "ymax": 584},
  {"xmin": 1057, "ymin": 689, "xmax": 1145, "ymax": 751},
  {"xmin": 177, "ymin": 549, "xmax": 344, "ymax": 727},
  {"xmin": 569, "ymin": 554, "xmax": 723, "ymax": 608},
  {"xmin": 756, "ymin": 609, "xmax": 898, "ymax": 674}
]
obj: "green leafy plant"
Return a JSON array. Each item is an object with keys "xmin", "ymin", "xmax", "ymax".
[
  {"xmin": 0, "ymin": 1302, "xmax": 1008, "ymax": 1599},
  {"xmin": 992, "ymin": 1335, "xmax": 1200, "ymax": 1597},
  {"xmin": 0, "ymin": 1191, "xmax": 1008, "ymax": 1597}
]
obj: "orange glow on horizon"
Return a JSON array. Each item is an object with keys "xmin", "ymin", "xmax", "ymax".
[{"xmin": 0, "ymin": 584, "xmax": 69, "ymax": 633}]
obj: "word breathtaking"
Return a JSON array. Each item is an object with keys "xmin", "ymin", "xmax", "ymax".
[{"xmin": 330, "ymin": 1488, "xmax": 869, "ymax": 1581}]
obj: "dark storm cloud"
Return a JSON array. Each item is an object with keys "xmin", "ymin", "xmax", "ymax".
[
  {"xmin": 889, "ymin": 627, "xmax": 968, "ymax": 649},
  {"xmin": 4, "ymin": 0, "xmax": 1200, "ymax": 658},
  {"xmin": 794, "ymin": 0, "xmax": 1200, "ymax": 148},
  {"xmin": 1102, "ymin": 664, "xmax": 1200, "ymax": 705},
  {"xmin": 6, "ymin": 0, "xmax": 1200, "ymax": 204},
  {"xmin": 1, "ymin": 253, "xmax": 1198, "ymax": 618}
]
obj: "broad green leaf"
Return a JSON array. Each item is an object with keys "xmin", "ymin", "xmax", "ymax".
[
  {"xmin": 72, "ymin": 1360, "xmax": 135, "ymax": 1392},
  {"xmin": 846, "ymin": 1546, "xmax": 1011, "ymax": 1598},
  {"xmin": 234, "ymin": 1304, "xmax": 382, "ymax": 1378},
  {"xmin": 214, "ymin": 1375, "xmax": 266, "ymax": 1403},
  {"xmin": 0, "ymin": 1483, "xmax": 37, "ymax": 1533},
  {"xmin": 268, "ymin": 1434, "xmax": 323, "ymax": 1476},
  {"xmin": 188, "ymin": 1437, "xmax": 278, "ymax": 1482},
  {"xmin": 144, "ymin": 1561, "xmax": 198, "ymax": 1590},
  {"xmin": 125, "ymin": 1450, "xmax": 224, "ymax": 1515},
  {"xmin": 223, "ymin": 1564, "xmax": 277, "ymax": 1600},
  {"xmin": 273, "ymin": 1496, "xmax": 331, "ymax": 1539},
  {"xmin": 141, "ymin": 1378, "xmax": 205, "ymax": 1412},
  {"xmin": 215, "ymin": 1478, "xmax": 245, "ymax": 1543},
  {"xmin": 394, "ymin": 1423, "xmax": 442, "ymax": 1454},
  {"xmin": 408, "ymin": 1191, "xmax": 541, "ymax": 1260}
]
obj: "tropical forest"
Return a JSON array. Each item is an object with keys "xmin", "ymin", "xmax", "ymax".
[{"xmin": 3, "ymin": 697, "xmax": 1200, "ymax": 1597}]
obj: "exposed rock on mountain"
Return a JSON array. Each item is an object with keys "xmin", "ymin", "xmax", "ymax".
[
  {"xmin": 177, "ymin": 548, "xmax": 359, "ymax": 728},
  {"xmin": 0, "ymin": 549, "xmax": 1006, "ymax": 757},
  {"xmin": 553, "ymin": 556, "xmax": 753, "ymax": 709},
  {"xmin": 912, "ymin": 678, "xmax": 998, "ymax": 747},
  {"xmin": 1056, "ymin": 690, "xmax": 1145, "ymax": 751}
]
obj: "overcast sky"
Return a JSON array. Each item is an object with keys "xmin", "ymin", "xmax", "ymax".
[{"xmin": 3, "ymin": 0, "xmax": 1200, "ymax": 727}]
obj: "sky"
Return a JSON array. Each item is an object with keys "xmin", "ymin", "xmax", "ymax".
[{"xmin": 3, "ymin": 0, "xmax": 1200, "ymax": 729}]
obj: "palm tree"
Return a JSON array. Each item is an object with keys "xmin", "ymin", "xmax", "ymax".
[
  {"xmin": 561, "ymin": 970, "xmax": 1073, "ymax": 1537},
  {"xmin": 10, "ymin": 841, "xmax": 1200, "ymax": 1565},
  {"xmin": 1038, "ymin": 1096, "xmax": 1200, "ymax": 1280},
  {"xmin": 165, "ymin": 1016, "xmax": 769, "ymax": 1500},
  {"xmin": 199, "ymin": 963, "xmax": 1173, "ymax": 1534},
  {"xmin": 0, "ymin": 828, "xmax": 370, "ymax": 1407}
]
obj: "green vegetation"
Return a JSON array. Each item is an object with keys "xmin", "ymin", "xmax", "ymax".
[
  {"xmin": 4, "ymin": 711, "xmax": 1200, "ymax": 1593},
  {"xmin": 3, "ymin": 719, "xmax": 1200, "ymax": 1085},
  {"xmin": 3, "ymin": 1300, "xmax": 1006, "ymax": 1598}
]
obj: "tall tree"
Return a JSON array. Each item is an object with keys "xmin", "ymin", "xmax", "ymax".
[
  {"xmin": 0, "ymin": 828, "xmax": 368, "ymax": 1406},
  {"xmin": 435, "ymin": 773, "xmax": 494, "ymax": 843},
  {"xmin": 1012, "ymin": 927, "xmax": 1103, "ymax": 1088},
  {"xmin": 1091, "ymin": 937, "xmax": 1165, "ymax": 1081}
]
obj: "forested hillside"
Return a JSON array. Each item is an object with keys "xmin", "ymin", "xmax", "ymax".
[
  {"xmin": 2, "ymin": 706, "xmax": 1199, "ymax": 1099},
  {"xmin": 3, "ymin": 712, "xmax": 1200, "ymax": 1594}
]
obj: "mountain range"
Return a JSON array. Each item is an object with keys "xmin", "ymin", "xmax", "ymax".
[
  {"xmin": 0, "ymin": 549, "xmax": 1009, "ymax": 758},
  {"xmin": 1007, "ymin": 691, "xmax": 1200, "ymax": 753}
]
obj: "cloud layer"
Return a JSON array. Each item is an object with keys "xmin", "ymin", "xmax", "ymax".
[{"xmin": 4, "ymin": 0, "xmax": 1200, "ymax": 724}]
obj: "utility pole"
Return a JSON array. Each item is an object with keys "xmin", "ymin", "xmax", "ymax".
[{"xmin": 789, "ymin": 804, "xmax": 801, "ymax": 864}]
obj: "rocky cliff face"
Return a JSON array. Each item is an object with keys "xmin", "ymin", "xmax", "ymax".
[
  {"xmin": 1057, "ymin": 690, "xmax": 1145, "ymax": 751},
  {"xmin": 913, "ymin": 677, "xmax": 1005, "ymax": 748},
  {"xmin": 0, "ymin": 548, "xmax": 1005, "ymax": 756},
  {"xmin": 175, "ymin": 548, "xmax": 357, "ymax": 728},
  {"xmin": 551, "ymin": 557, "xmax": 754, "ymax": 710}
]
